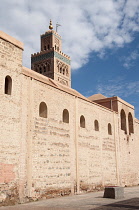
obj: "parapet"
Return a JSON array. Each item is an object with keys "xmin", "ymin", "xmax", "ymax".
[
  {"xmin": 0, "ymin": 30, "xmax": 24, "ymax": 50},
  {"xmin": 41, "ymin": 30, "xmax": 62, "ymax": 39},
  {"xmin": 31, "ymin": 47, "xmax": 70, "ymax": 60}
]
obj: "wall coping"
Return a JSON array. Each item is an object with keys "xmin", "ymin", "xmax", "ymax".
[
  {"xmin": 22, "ymin": 66, "xmax": 118, "ymax": 114},
  {"xmin": 0, "ymin": 30, "xmax": 24, "ymax": 50}
]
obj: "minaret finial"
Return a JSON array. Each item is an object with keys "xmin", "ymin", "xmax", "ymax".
[{"xmin": 49, "ymin": 19, "xmax": 53, "ymax": 30}]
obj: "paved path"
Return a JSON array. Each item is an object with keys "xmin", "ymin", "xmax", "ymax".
[{"xmin": 1, "ymin": 186, "xmax": 139, "ymax": 210}]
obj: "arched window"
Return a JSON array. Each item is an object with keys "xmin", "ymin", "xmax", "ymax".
[
  {"xmin": 94, "ymin": 120, "xmax": 99, "ymax": 131},
  {"xmin": 120, "ymin": 109, "xmax": 127, "ymax": 134},
  {"xmin": 55, "ymin": 45, "xmax": 56, "ymax": 50},
  {"xmin": 40, "ymin": 67, "xmax": 42, "ymax": 73},
  {"xmin": 5, "ymin": 76, "xmax": 12, "ymax": 95},
  {"xmin": 44, "ymin": 46, "xmax": 46, "ymax": 50},
  {"xmin": 63, "ymin": 69, "xmax": 65, "ymax": 75},
  {"xmin": 108, "ymin": 123, "xmax": 112, "ymax": 135},
  {"xmin": 80, "ymin": 115, "xmax": 85, "ymax": 128},
  {"xmin": 128, "ymin": 112, "xmax": 134, "ymax": 134},
  {"xmin": 48, "ymin": 44, "xmax": 50, "ymax": 50},
  {"xmin": 66, "ymin": 69, "xmax": 68, "ymax": 76},
  {"xmin": 39, "ymin": 102, "xmax": 47, "ymax": 118},
  {"xmin": 48, "ymin": 65, "xmax": 50, "ymax": 71},
  {"xmin": 60, "ymin": 67, "xmax": 62, "ymax": 73},
  {"xmin": 44, "ymin": 66, "xmax": 46, "ymax": 72},
  {"xmin": 63, "ymin": 109, "xmax": 69, "ymax": 123}
]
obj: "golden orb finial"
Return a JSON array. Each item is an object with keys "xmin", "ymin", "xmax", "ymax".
[{"xmin": 49, "ymin": 19, "xmax": 53, "ymax": 30}]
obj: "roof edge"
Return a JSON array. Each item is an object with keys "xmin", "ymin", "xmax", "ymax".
[{"xmin": 0, "ymin": 30, "xmax": 24, "ymax": 50}]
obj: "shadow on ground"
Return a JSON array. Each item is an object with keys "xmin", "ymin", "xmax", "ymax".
[{"xmin": 90, "ymin": 198, "xmax": 139, "ymax": 210}]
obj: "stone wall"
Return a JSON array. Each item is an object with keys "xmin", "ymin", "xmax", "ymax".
[
  {"xmin": 1, "ymin": 31, "xmax": 139, "ymax": 206},
  {"xmin": 0, "ymin": 34, "xmax": 24, "ymax": 205}
]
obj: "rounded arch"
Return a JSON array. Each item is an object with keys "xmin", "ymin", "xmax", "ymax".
[
  {"xmin": 39, "ymin": 66, "xmax": 42, "ymax": 73},
  {"xmin": 94, "ymin": 120, "xmax": 99, "ymax": 131},
  {"xmin": 80, "ymin": 115, "xmax": 85, "ymax": 128},
  {"xmin": 43, "ymin": 65, "xmax": 46, "ymax": 72},
  {"xmin": 108, "ymin": 123, "xmax": 112, "ymax": 135},
  {"xmin": 47, "ymin": 64, "xmax": 50, "ymax": 71},
  {"xmin": 120, "ymin": 109, "xmax": 127, "ymax": 134},
  {"xmin": 66, "ymin": 69, "xmax": 68, "ymax": 76},
  {"xmin": 5, "ymin": 75, "xmax": 12, "ymax": 95},
  {"xmin": 128, "ymin": 112, "xmax": 134, "ymax": 134},
  {"xmin": 39, "ymin": 102, "xmax": 47, "ymax": 118},
  {"xmin": 63, "ymin": 109, "xmax": 69, "ymax": 123}
]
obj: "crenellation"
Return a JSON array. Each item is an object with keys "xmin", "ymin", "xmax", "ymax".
[{"xmin": 31, "ymin": 48, "xmax": 70, "ymax": 61}]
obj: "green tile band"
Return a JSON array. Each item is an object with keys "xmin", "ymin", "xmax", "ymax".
[{"xmin": 31, "ymin": 51, "xmax": 70, "ymax": 65}]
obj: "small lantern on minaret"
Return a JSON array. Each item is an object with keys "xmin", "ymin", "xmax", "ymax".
[{"xmin": 49, "ymin": 20, "xmax": 53, "ymax": 30}]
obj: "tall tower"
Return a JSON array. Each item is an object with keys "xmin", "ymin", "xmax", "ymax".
[{"xmin": 31, "ymin": 20, "xmax": 71, "ymax": 87}]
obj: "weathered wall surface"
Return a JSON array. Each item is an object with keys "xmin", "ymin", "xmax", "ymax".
[
  {"xmin": 21, "ymin": 72, "xmax": 121, "ymax": 198},
  {"xmin": 1, "ymin": 31, "xmax": 139, "ymax": 206},
  {"xmin": 117, "ymin": 101, "xmax": 139, "ymax": 186},
  {"xmin": 22, "ymin": 77, "xmax": 76, "ymax": 200},
  {"xmin": 77, "ymin": 99, "xmax": 118, "ymax": 192},
  {"xmin": 0, "ymin": 35, "xmax": 24, "ymax": 205}
]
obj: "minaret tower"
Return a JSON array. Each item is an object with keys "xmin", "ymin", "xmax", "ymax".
[{"xmin": 31, "ymin": 20, "xmax": 71, "ymax": 87}]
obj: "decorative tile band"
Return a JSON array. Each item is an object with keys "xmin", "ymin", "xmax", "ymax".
[
  {"xmin": 54, "ymin": 52, "xmax": 70, "ymax": 65},
  {"xmin": 31, "ymin": 51, "xmax": 54, "ymax": 63},
  {"xmin": 31, "ymin": 51, "xmax": 70, "ymax": 65}
]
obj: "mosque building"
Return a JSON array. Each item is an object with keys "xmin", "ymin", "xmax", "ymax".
[{"xmin": 0, "ymin": 21, "xmax": 139, "ymax": 205}]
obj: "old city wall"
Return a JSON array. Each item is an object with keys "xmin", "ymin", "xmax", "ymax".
[
  {"xmin": 20, "ymin": 67, "xmax": 121, "ymax": 200},
  {"xmin": 21, "ymin": 72, "xmax": 77, "ymax": 200},
  {"xmin": 117, "ymin": 100, "xmax": 139, "ymax": 186},
  {"xmin": 0, "ymin": 32, "xmax": 25, "ymax": 205},
  {"xmin": 77, "ymin": 99, "xmax": 119, "ymax": 192},
  {"xmin": 1, "ymin": 31, "xmax": 139, "ymax": 205},
  {"xmin": 21, "ymin": 70, "xmax": 139, "ymax": 201},
  {"xmin": 118, "ymin": 99, "xmax": 139, "ymax": 186}
]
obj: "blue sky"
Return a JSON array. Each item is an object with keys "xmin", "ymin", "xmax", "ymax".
[
  {"xmin": 72, "ymin": 32, "xmax": 139, "ymax": 118},
  {"xmin": 0, "ymin": 0, "xmax": 139, "ymax": 118}
]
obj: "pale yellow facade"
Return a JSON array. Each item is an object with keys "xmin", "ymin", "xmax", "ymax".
[{"xmin": 0, "ymin": 29, "xmax": 139, "ymax": 206}]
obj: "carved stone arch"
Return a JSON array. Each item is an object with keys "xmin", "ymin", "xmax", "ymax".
[
  {"xmin": 43, "ymin": 65, "xmax": 46, "ymax": 72},
  {"xmin": 36, "ymin": 66, "xmax": 39, "ymax": 72},
  {"xmin": 47, "ymin": 64, "xmax": 50, "ymax": 71},
  {"xmin": 39, "ymin": 64, "xmax": 44, "ymax": 73},
  {"xmin": 128, "ymin": 112, "xmax": 134, "ymax": 134},
  {"xmin": 66, "ymin": 68, "xmax": 68, "ymax": 76},
  {"xmin": 120, "ymin": 109, "xmax": 127, "ymax": 134},
  {"xmin": 60, "ymin": 66, "xmax": 62, "ymax": 73}
]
